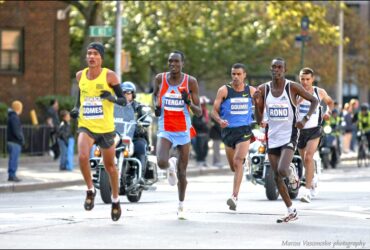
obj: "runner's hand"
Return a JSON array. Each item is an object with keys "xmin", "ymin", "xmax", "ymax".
[
  {"xmin": 70, "ymin": 107, "xmax": 79, "ymax": 119},
  {"xmin": 100, "ymin": 91, "xmax": 116, "ymax": 103},
  {"xmin": 181, "ymin": 90, "xmax": 191, "ymax": 105}
]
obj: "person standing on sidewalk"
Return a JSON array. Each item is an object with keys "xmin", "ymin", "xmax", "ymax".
[
  {"xmin": 46, "ymin": 99, "xmax": 60, "ymax": 160},
  {"xmin": 153, "ymin": 50, "xmax": 202, "ymax": 219},
  {"xmin": 211, "ymin": 63, "xmax": 256, "ymax": 211},
  {"xmin": 7, "ymin": 100, "xmax": 24, "ymax": 182},
  {"xmin": 57, "ymin": 110, "xmax": 72, "ymax": 171},
  {"xmin": 70, "ymin": 42, "xmax": 126, "ymax": 221},
  {"xmin": 297, "ymin": 67, "xmax": 334, "ymax": 203},
  {"xmin": 253, "ymin": 58, "xmax": 318, "ymax": 223}
]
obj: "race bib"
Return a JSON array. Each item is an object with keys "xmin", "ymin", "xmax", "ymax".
[
  {"xmin": 268, "ymin": 103, "xmax": 289, "ymax": 121},
  {"xmin": 163, "ymin": 93, "xmax": 184, "ymax": 112},
  {"xmin": 82, "ymin": 97, "xmax": 104, "ymax": 119},
  {"xmin": 230, "ymin": 97, "xmax": 249, "ymax": 115}
]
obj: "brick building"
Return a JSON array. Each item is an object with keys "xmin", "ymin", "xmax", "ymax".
[{"xmin": 0, "ymin": 1, "xmax": 70, "ymax": 122}]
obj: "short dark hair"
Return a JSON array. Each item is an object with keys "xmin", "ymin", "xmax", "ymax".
[
  {"xmin": 50, "ymin": 99, "xmax": 57, "ymax": 106},
  {"xmin": 300, "ymin": 67, "xmax": 314, "ymax": 76},
  {"xmin": 231, "ymin": 63, "xmax": 247, "ymax": 73},
  {"xmin": 171, "ymin": 50, "xmax": 185, "ymax": 62},
  {"xmin": 272, "ymin": 57, "xmax": 286, "ymax": 68},
  {"xmin": 60, "ymin": 109, "xmax": 69, "ymax": 119}
]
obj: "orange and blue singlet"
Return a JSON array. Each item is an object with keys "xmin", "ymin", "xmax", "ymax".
[{"xmin": 157, "ymin": 72, "xmax": 192, "ymax": 147}]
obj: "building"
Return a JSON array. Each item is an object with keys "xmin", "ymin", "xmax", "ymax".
[{"xmin": 0, "ymin": 1, "xmax": 70, "ymax": 122}]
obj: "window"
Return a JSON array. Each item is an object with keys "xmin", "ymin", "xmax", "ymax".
[{"xmin": 0, "ymin": 29, "xmax": 24, "ymax": 73}]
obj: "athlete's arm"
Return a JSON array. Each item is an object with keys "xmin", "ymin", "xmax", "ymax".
[
  {"xmin": 70, "ymin": 71, "xmax": 83, "ymax": 119},
  {"xmin": 152, "ymin": 74, "xmax": 162, "ymax": 116},
  {"xmin": 291, "ymin": 82, "xmax": 318, "ymax": 129},
  {"xmin": 188, "ymin": 76, "xmax": 202, "ymax": 117},
  {"xmin": 103, "ymin": 70, "xmax": 126, "ymax": 105},
  {"xmin": 319, "ymin": 88, "xmax": 334, "ymax": 121},
  {"xmin": 211, "ymin": 86, "xmax": 229, "ymax": 129},
  {"xmin": 253, "ymin": 84, "xmax": 266, "ymax": 125}
]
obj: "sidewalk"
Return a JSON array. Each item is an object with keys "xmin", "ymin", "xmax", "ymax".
[
  {"xmin": 0, "ymin": 151, "xmax": 231, "ymax": 193},
  {"xmin": 0, "ymin": 150, "xmax": 357, "ymax": 194}
]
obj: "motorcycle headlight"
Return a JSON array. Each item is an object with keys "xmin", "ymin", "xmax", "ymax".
[
  {"xmin": 323, "ymin": 126, "xmax": 332, "ymax": 134},
  {"xmin": 94, "ymin": 147, "xmax": 101, "ymax": 157},
  {"xmin": 258, "ymin": 145, "xmax": 266, "ymax": 154},
  {"xmin": 251, "ymin": 156, "xmax": 260, "ymax": 165}
]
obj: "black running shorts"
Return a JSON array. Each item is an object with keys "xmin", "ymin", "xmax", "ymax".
[
  {"xmin": 221, "ymin": 125, "xmax": 252, "ymax": 149},
  {"xmin": 297, "ymin": 126, "xmax": 322, "ymax": 149},
  {"xmin": 78, "ymin": 127, "xmax": 115, "ymax": 149}
]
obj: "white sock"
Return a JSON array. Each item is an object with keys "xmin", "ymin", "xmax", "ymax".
[
  {"xmin": 287, "ymin": 206, "xmax": 294, "ymax": 214},
  {"xmin": 112, "ymin": 197, "xmax": 120, "ymax": 203},
  {"xmin": 88, "ymin": 187, "xmax": 95, "ymax": 192},
  {"xmin": 179, "ymin": 201, "xmax": 184, "ymax": 209}
]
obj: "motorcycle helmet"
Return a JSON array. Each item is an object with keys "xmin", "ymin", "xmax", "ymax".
[
  {"xmin": 121, "ymin": 81, "xmax": 136, "ymax": 98},
  {"xmin": 360, "ymin": 102, "xmax": 369, "ymax": 111}
]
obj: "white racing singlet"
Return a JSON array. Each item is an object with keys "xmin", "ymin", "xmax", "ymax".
[
  {"xmin": 265, "ymin": 80, "xmax": 299, "ymax": 149},
  {"xmin": 298, "ymin": 87, "xmax": 322, "ymax": 129}
]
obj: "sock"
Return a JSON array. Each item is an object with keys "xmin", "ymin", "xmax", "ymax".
[
  {"xmin": 179, "ymin": 201, "xmax": 184, "ymax": 209},
  {"xmin": 112, "ymin": 197, "xmax": 120, "ymax": 203},
  {"xmin": 88, "ymin": 187, "xmax": 95, "ymax": 192},
  {"xmin": 287, "ymin": 206, "xmax": 295, "ymax": 214}
]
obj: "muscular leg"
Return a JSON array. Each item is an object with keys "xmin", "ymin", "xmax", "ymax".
[
  {"xmin": 299, "ymin": 138, "xmax": 320, "ymax": 189},
  {"xmin": 268, "ymin": 148, "xmax": 294, "ymax": 208},
  {"xmin": 177, "ymin": 143, "xmax": 190, "ymax": 202},
  {"xmin": 101, "ymin": 144, "xmax": 119, "ymax": 199},
  {"xmin": 225, "ymin": 146, "xmax": 235, "ymax": 172},
  {"xmin": 232, "ymin": 140, "xmax": 250, "ymax": 197},
  {"xmin": 156, "ymin": 137, "xmax": 173, "ymax": 170},
  {"xmin": 77, "ymin": 132, "xmax": 95, "ymax": 190}
]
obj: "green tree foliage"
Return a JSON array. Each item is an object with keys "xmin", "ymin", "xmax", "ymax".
[{"xmin": 68, "ymin": 1, "xmax": 342, "ymax": 92}]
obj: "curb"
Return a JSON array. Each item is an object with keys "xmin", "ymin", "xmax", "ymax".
[{"xmin": 0, "ymin": 180, "xmax": 85, "ymax": 193}]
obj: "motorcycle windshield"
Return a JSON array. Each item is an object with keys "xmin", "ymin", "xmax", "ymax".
[{"xmin": 114, "ymin": 103, "xmax": 136, "ymax": 139}]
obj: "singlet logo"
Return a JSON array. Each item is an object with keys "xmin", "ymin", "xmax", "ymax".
[
  {"xmin": 164, "ymin": 93, "xmax": 184, "ymax": 111},
  {"xmin": 268, "ymin": 103, "xmax": 289, "ymax": 121},
  {"xmin": 230, "ymin": 97, "xmax": 249, "ymax": 115}
]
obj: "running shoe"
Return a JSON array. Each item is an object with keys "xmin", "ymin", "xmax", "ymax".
[
  {"xmin": 300, "ymin": 193, "xmax": 311, "ymax": 203},
  {"xmin": 227, "ymin": 196, "xmax": 237, "ymax": 211},
  {"xmin": 111, "ymin": 201, "xmax": 122, "ymax": 221},
  {"xmin": 276, "ymin": 208, "xmax": 298, "ymax": 223},
  {"xmin": 177, "ymin": 206, "xmax": 186, "ymax": 220},
  {"xmin": 167, "ymin": 157, "xmax": 178, "ymax": 186},
  {"xmin": 84, "ymin": 189, "xmax": 96, "ymax": 211},
  {"xmin": 288, "ymin": 164, "xmax": 299, "ymax": 191}
]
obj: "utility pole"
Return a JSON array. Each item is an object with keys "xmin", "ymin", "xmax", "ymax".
[
  {"xmin": 337, "ymin": 2, "xmax": 344, "ymax": 108},
  {"xmin": 114, "ymin": 1, "xmax": 122, "ymax": 83}
]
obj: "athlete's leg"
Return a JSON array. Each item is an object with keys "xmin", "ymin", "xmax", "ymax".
[
  {"xmin": 301, "ymin": 138, "xmax": 320, "ymax": 189},
  {"xmin": 177, "ymin": 143, "xmax": 190, "ymax": 202},
  {"xmin": 232, "ymin": 140, "xmax": 250, "ymax": 197},
  {"xmin": 156, "ymin": 137, "xmax": 173, "ymax": 170},
  {"xmin": 225, "ymin": 146, "xmax": 235, "ymax": 172},
  {"xmin": 77, "ymin": 132, "xmax": 95, "ymax": 189},
  {"xmin": 100, "ymin": 145, "xmax": 119, "ymax": 199}
]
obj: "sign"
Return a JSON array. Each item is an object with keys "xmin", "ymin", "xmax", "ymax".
[
  {"xmin": 89, "ymin": 26, "xmax": 114, "ymax": 37},
  {"xmin": 295, "ymin": 35, "xmax": 311, "ymax": 42},
  {"xmin": 301, "ymin": 16, "xmax": 310, "ymax": 31}
]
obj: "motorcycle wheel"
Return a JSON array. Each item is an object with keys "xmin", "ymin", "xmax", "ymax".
[
  {"xmin": 265, "ymin": 166, "xmax": 279, "ymax": 200},
  {"xmin": 322, "ymin": 155, "xmax": 330, "ymax": 170},
  {"xmin": 100, "ymin": 169, "xmax": 112, "ymax": 204},
  {"xmin": 127, "ymin": 191, "xmax": 142, "ymax": 203}
]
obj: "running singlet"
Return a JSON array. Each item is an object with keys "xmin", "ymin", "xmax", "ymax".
[
  {"xmin": 298, "ymin": 87, "xmax": 322, "ymax": 129},
  {"xmin": 157, "ymin": 72, "xmax": 191, "ymax": 133},
  {"xmin": 265, "ymin": 80, "xmax": 299, "ymax": 149},
  {"xmin": 78, "ymin": 68, "xmax": 115, "ymax": 133},
  {"xmin": 220, "ymin": 83, "xmax": 253, "ymax": 128}
]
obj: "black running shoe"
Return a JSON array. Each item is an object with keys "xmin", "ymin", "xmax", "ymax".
[
  {"xmin": 276, "ymin": 209, "xmax": 298, "ymax": 223},
  {"xmin": 111, "ymin": 202, "xmax": 122, "ymax": 221},
  {"xmin": 84, "ymin": 189, "xmax": 96, "ymax": 211}
]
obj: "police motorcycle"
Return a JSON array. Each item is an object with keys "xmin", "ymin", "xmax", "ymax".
[
  {"xmin": 89, "ymin": 90, "xmax": 158, "ymax": 203},
  {"xmin": 319, "ymin": 115, "xmax": 341, "ymax": 169},
  {"xmin": 246, "ymin": 125, "xmax": 304, "ymax": 201}
]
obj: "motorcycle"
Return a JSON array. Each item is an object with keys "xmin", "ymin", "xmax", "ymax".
[
  {"xmin": 245, "ymin": 127, "xmax": 304, "ymax": 200},
  {"xmin": 89, "ymin": 105, "xmax": 158, "ymax": 203},
  {"xmin": 319, "ymin": 125, "xmax": 340, "ymax": 169}
]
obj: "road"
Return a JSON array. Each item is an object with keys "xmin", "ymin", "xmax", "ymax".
[{"xmin": 0, "ymin": 161, "xmax": 369, "ymax": 249}]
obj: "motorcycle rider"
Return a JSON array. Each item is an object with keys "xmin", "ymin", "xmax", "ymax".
[
  {"xmin": 357, "ymin": 103, "xmax": 370, "ymax": 152},
  {"xmin": 323, "ymin": 109, "xmax": 342, "ymax": 155},
  {"xmin": 114, "ymin": 81, "xmax": 150, "ymax": 182}
]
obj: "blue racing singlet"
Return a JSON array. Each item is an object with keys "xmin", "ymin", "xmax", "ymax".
[{"xmin": 220, "ymin": 83, "xmax": 253, "ymax": 128}]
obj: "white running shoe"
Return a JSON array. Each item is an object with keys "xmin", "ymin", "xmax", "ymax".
[
  {"xmin": 177, "ymin": 206, "xmax": 186, "ymax": 220},
  {"xmin": 300, "ymin": 193, "xmax": 311, "ymax": 203},
  {"xmin": 276, "ymin": 208, "xmax": 298, "ymax": 223},
  {"xmin": 227, "ymin": 196, "xmax": 238, "ymax": 211},
  {"xmin": 167, "ymin": 157, "xmax": 178, "ymax": 186},
  {"xmin": 310, "ymin": 187, "xmax": 318, "ymax": 198},
  {"xmin": 288, "ymin": 164, "xmax": 299, "ymax": 191}
]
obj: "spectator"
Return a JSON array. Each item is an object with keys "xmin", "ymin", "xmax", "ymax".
[
  {"xmin": 341, "ymin": 103, "xmax": 354, "ymax": 154},
  {"xmin": 46, "ymin": 99, "xmax": 60, "ymax": 160},
  {"xmin": 209, "ymin": 116, "xmax": 222, "ymax": 168},
  {"xmin": 7, "ymin": 100, "xmax": 24, "ymax": 182},
  {"xmin": 57, "ymin": 110, "xmax": 72, "ymax": 171},
  {"xmin": 192, "ymin": 96, "xmax": 210, "ymax": 166},
  {"xmin": 350, "ymin": 98, "xmax": 360, "ymax": 151}
]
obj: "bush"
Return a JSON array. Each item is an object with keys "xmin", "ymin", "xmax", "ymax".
[
  {"xmin": 0, "ymin": 102, "xmax": 8, "ymax": 125},
  {"xmin": 35, "ymin": 95, "xmax": 76, "ymax": 122}
]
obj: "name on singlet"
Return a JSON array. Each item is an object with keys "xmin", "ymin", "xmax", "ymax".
[
  {"xmin": 230, "ymin": 97, "xmax": 249, "ymax": 115},
  {"xmin": 268, "ymin": 104, "xmax": 289, "ymax": 121},
  {"xmin": 82, "ymin": 97, "xmax": 104, "ymax": 119},
  {"xmin": 164, "ymin": 93, "xmax": 184, "ymax": 111}
]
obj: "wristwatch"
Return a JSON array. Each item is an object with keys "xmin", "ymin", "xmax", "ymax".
[{"xmin": 304, "ymin": 114, "xmax": 311, "ymax": 121}]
